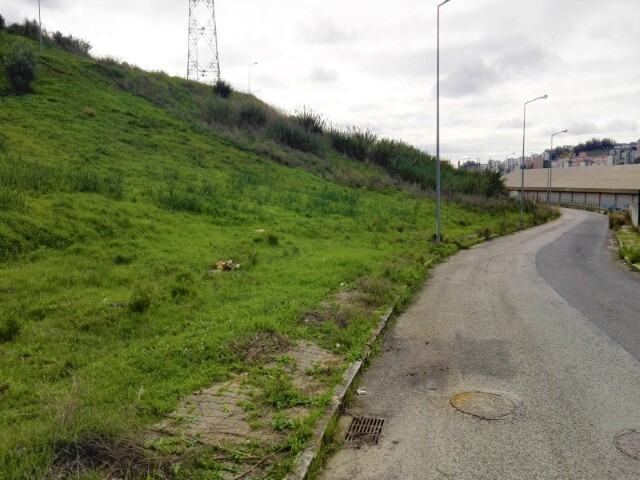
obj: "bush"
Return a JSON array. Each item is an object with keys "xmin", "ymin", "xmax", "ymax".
[
  {"xmin": 623, "ymin": 247, "xmax": 640, "ymax": 264},
  {"xmin": 295, "ymin": 106, "xmax": 326, "ymax": 134},
  {"xmin": 609, "ymin": 212, "xmax": 628, "ymax": 230},
  {"xmin": 4, "ymin": 42, "xmax": 38, "ymax": 94},
  {"xmin": 268, "ymin": 118, "xmax": 323, "ymax": 155},
  {"xmin": 237, "ymin": 101, "xmax": 267, "ymax": 129},
  {"xmin": 7, "ymin": 18, "xmax": 40, "ymax": 40},
  {"xmin": 202, "ymin": 96, "xmax": 233, "ymax": 125},
  {"xmin": 329, "ymin": 126, "xmax": 377, "ymax": 161},
  {"xmin": 52, "ymin": 31, "xmax": 92, "ymax": 57},
  {"xmin": 213, "ymin": 78, "xmax": 232, "ymax": 98}
]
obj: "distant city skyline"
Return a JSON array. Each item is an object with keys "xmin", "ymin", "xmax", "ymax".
[{"xmin": 3, "ymin": 0, "xmax": 639, "ymax": 161}]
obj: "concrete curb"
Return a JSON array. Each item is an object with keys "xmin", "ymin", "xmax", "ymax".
[{"xmin": 285, "ymin": 306, "xmax": 395, "ymax": 480}]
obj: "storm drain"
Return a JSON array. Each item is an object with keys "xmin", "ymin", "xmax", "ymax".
[
  {"xmin": 345, "ymin": 416, "xmax": 385, "ymax": 444},
  {"xmin": 615, "ymin": 431, "xmax": 640, "ymax": 460}
]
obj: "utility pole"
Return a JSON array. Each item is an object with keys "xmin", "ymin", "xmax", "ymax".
[{"xmin": 187, "ymin": 0, "xmax": 220, "ymax": 84}]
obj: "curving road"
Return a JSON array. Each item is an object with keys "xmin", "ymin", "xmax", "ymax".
[{"xmin": 320, "ymin": 209, "xmax": 640, "ymax": 479}]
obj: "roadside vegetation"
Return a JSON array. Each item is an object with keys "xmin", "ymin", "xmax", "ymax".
[
  {"xmin": 610, "ymin": 211, "xmax": 640, "ymax": 266},
  {"xmin": 0, "ymin": 19, "xmax": 557, "ymax": 479}
]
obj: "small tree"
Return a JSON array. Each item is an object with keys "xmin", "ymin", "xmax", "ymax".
[
  {"xmin": 213, "ymin": 78, "xmax": 232, "ymax": 98},
  {"xmin": 5, "ymin": 42, "xmax": 38, "ymax": 94},
  {"xmin": 0, "ymin": 14, "xmax": 6, "ymax": 31},
  {"xmin": 7, "ymin": 18, "xmax": 40, "ymax": 40}
]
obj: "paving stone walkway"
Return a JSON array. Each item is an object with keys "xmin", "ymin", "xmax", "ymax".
[{"xmin": 155, "ymin": 340, "xmax": 342, "ymax": 446}]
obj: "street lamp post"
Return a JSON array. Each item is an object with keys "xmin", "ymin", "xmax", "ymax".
[
  {"xmin": 436, "ymin": 0, "xmax": 452, "ymax": 244},
  {"xmin": 547, "ymin": 129, "xmax": 567, "ymax": 203},
  {"xmin": 520, "ymin": 94, "xmax": 547, "ymax": 227},
  {"xmin": 248, "ymin": 62, "xmax": 257, "ymax": 94}
]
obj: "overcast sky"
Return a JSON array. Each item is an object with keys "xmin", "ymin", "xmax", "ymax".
[{"xmin": 4, "ymin": 0, "xmax": 640, "ymax": 163}]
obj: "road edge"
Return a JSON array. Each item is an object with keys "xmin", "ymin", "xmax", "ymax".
[
  {"xmin": 613, "ymin": 229, "xmax": 640, "ymax": 272},
  {"xmin": 285, "ymin": 306, "xmax": 395, "ymax": 480}
]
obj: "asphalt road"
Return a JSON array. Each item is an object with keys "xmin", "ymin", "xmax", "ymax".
[{"xmin": 319, "ymin": 208, "xmax": 640, "ymax": 480}]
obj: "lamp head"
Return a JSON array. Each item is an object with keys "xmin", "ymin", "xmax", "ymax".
[{"xmin": 542, "ymin": 94, "xmax": 548, "ymax": 99}]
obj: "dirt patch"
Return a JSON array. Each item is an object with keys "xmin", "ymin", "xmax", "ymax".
[
  {"xmin": 302, "ymin": 308, "xmax": 350, "ymax": 328},
  {"xmin": 302, "ymin": 278, "xmax": 391, "ymax": 329},
  {"xmin": 230, "ymin": 331, "xmax": 292, "ymax": 364},
  {"xmin": 49, "ymin": 434, "xmax": 168, "ymax": 480}
]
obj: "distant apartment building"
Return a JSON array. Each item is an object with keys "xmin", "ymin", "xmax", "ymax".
[
  {"xmin": 470, "ymin": 140, "xmax": 638, "ymax": 173},
  {"xmin": 611, "ymin": 143, "xmax": 638, "ymax": 165}
]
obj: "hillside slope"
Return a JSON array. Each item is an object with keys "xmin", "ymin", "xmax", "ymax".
[{"xmin": 0, "ymin": 30, "xmax": 551, "ymax": 479}]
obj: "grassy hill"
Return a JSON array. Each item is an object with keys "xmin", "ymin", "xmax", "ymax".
[{"xmin": 0, "ymin": 25, "xmax": 555, "ymax": 479}]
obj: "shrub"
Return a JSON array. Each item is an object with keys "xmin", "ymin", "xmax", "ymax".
[
  {"xmin": 237, "ymin": 101, "xmax": 267, "ymax": 129},
  {"xmin": 620, "ymin": 247, "xmax": 640, "ymax": 264},
  {"xmin": 7, "ymin": 18, "xmax": 40, "ymax": 40},
  {"xmin": 531, "ymin": 203, "xmax": 560, "ymax": 225},
  {"xmin": 609, "ymin": 212, "xmax": 628, "ymax": 230},
  {"xmin": 5, "ymin": 42, "xmax": 38, "ymax": 94},
  {"xmin": 213, "ymin": 78, "xmax": 232, "ymax": 98},
  {"xmin": 268, "ymin": 118, "xmax": 324, "ymax": 155},
  {"xmin": 477, "ymin": 226, "xmax": 493, "ymax": 240},
  {"xmin": 202, "ymin": 96, "xmax": 233, "ymax": 125},
  {"xmin": 329, "ymin": 126, "xmax": 377, "ymax": 161},
  {"xmin": 0, "ymin": 14, "xmax": 5, "ymax": 31},
  {"xmin": 52, "ymin": 31, "xmax": 92, "ymax": 57},
  {"xmin": 295, "ymin": 106, "xmax": 326, "ymax": 134}
]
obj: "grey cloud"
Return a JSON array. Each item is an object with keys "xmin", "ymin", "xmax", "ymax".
[
  {"xmin": 496, "ymin": 44, "xmax": 561, "ymax": 74},
  {"xmin": 297, "ymin": 16, "xmax": 357, "ymax": 45},
  {"xmin": 440, "ymin": 57, "xmax": 501, "ymax": 97},
  {"xmin": 309, "ymin": 67, "xmax": 338, "ymax": 84},
  {"xmin": 564, "ymin": 118, "xmax": 639, "ymax": 136},
  {"xmin": 604, "ymin": 118, "xmax": 638, "ymax": 133},
  {"xmin": 497, "ymin": 118, "xmax": 523, "ymax": 129},
  {"xmin": 566, "ymin": 120, "xmax": 598, "ymax": 135}
]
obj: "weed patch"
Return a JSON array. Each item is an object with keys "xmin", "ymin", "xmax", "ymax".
[
  {"xmin": 230, "ymin": 332, "xmax": 292, "ymax": 364},
  {"xmin": 51, "ymin": 433, "xmax": 169, "ymax": 479}
]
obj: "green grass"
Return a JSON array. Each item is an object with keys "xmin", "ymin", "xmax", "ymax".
[
  {"xmin": 617, "ymin": 227, "xmax": 640, "ymax": 265},
  {"xmin": 0, "ymin": 30, "xmax": 554, "ymax": 479}
]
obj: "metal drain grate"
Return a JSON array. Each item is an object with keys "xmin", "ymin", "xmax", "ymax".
[{"xmin": 345, "ymin": 416, "xmax": 385, "ymax": 444}]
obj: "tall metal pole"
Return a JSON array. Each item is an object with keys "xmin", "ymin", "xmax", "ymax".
[
  {"xmin": 38, "ymin": 0, "xmax": 43, "ymax": 52},
  {"xmin": 547, "ymin": 129, "xmax": 567, "ymax": 203},
  {"xmin": 436, "ymin": 0, "xmax": 451, "ymax": 244},
  {"xmin": 520, "ymin": 94, "xmax": 547, "ymax": 227}
]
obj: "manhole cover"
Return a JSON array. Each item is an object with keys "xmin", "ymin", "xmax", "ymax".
[
  {"xmin": 345, "ymin": 416, "xmax": 385, "ymax": 444},
  {"xmin": 450, "ymin": 392, "xmax": 515, "ymax": 419},
  {"xmin": 615, "ymin": 431, "xmax": 640, "ymax": 460}
]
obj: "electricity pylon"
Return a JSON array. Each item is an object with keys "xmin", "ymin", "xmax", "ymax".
[{"xmin": 187, "ymin": 0, "xmax": 220, "ymax": 84}]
